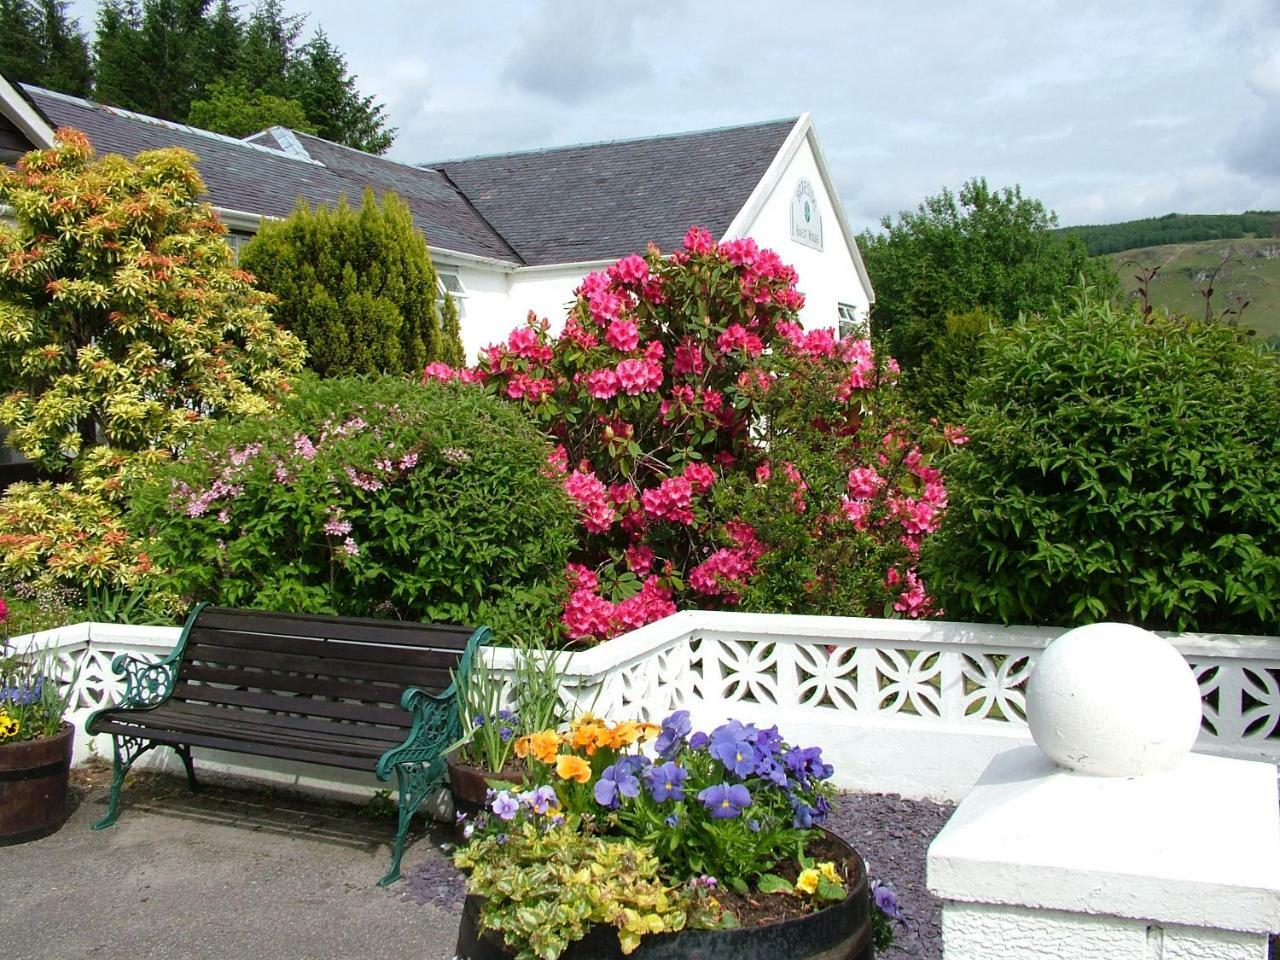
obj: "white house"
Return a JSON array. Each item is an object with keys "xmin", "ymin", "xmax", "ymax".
[{"xmin": 0, "ymin": 72, "xmax": 874, "ymax": 361}]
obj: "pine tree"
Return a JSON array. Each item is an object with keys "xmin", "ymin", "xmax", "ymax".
[
  {"xmin": 0, "ymin": 1, "xmax": 50, "ymax": 89},
  {"xmin": 289, "ymin": 30, "xmax": 394, "ymax": 154},
  {"xmin": 94, "ymin": 0, "xmax": 214, "ymax": 119},
  {"xmin": 37, "ymin": 1, "xmax": 92, "ymax": 95},
  {"xmin": 235, "ymin": 0, "xmax": 301, "ymax": 96},
  {"xmin": 0, "ymin": 0, "xmax": 91, "ymax": 96},
  {"xmin": 239, "ymin": 189, "xmax": 460, "ymax": 377}
]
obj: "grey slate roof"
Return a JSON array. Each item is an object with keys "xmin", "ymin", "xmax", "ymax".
[
  {"xmin": 21, "ymin": 85, "xmax": 518, "ymax": 262},
  {"xmin": 427, "ymin": 119, "xmax": 798, "ymax": 265},
  {"xmin": 19, "ymin": 83, "xmax": 796, "ymax": 268}
]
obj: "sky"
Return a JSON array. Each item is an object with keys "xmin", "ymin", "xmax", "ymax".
[{"xmin": 67, "ymin": 0, "xmax": 1280, "ymax": 231}]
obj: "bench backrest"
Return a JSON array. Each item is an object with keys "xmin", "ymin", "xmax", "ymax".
[{"xmin": 172, "ymin": 606, "xmax": 479, "ymax": 731}]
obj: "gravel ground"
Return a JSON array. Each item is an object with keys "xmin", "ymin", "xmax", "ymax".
[{"xmin": 399, "ymin": 790, "xmax": 954, "ymax": 960}]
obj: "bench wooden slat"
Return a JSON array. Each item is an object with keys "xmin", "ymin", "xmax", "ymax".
[
  {"xmin": 91, "ymin": 717, "xmax": 380, "ymax": 770},
  {"xmin": 170, "ymin": 682, "xmax": 416, "ymax": 726},
  {"xmin": 94, "ymin": 705, "xmax": 402, "ymax": 756},
  {"xmin": 178, "ymin": 642, "xmax": 456, "ymax": 691},
  {"xmin": 196, "ymin": 607, "xmax": 475, "ymax": 649},
  {"xmin": 140, "ymin": 700, "xmax": 411, "ymax": 743},
  {"xmin": 177, "ymin": 662, "xmax": 422, "ymax": 705},
  {"xmin": 183, "ymin": 627, "xmax": 469, "ymax": 672}
]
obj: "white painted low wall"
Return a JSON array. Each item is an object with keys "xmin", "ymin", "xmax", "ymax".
[{"xmin": 15, "ymin": 612, "xmax": 1280, "ymax": 801}]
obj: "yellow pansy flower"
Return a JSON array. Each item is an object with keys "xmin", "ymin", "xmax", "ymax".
[{"xmin": 818, "ymin": 862, "xmax": 842, "ymax": 886}]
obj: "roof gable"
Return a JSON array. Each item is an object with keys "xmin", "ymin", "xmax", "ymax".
[{"xmin": 428, "ymin": 118, "xmax": 798, "ymax": 266}]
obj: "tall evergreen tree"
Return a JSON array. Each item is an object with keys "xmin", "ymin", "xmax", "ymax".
[
  {"xmin": 0, "ymin": 0, "xmax": 47, "ymax": 87},
  {"xmin": 38, "ymin": 1, "xmax": 93, "ymax": 95},
  {"xmin": 235, "ymin": 0, "xmax": 300, "ymax": 95},
  {"xmin": 0, "ymin": 0, "xmax": 91, "ymax": 96},
  {"xmin": 290, "ymin": 30, "xmax": 394, "ymax": 154}
]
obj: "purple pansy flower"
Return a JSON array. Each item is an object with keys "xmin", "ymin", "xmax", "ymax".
[
  {"xmin": 643, "ymin": 761, "xmax": 689, "ymax": 802},
  {"xmin": 872, "ymin": 881, "xmax": 907, "ymax": 924},
  {"xmin": 655, "ymin": 710, "xmax": 692, "ymax": 758},
  {"xmin": 594, "ymin": 759, "xmax": 644, "ymax": 809},
  {"xmin": 490, "ymin": 791, "xmax": 519, "ymax": 821},
  {"xmin": 519, "ymin": 785, "xmax": 559, "ymax": 815},
  {"xmin": 698, "ymin": 782, "xmax": 752, "ymax": 819},
  {"xmin": 709, "ymin": 721, "xmax": 758, "ymax": 778}
]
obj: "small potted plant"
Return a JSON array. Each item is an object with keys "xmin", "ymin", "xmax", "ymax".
[
  {"xmin": 0, "ymin": 594, "xmax": 81, "ymax": 844},
  {"xmin": 452, "ymin": 710, "xmax": 906, "ymax": 959},
  {"xmin": 447, "ymin": 635, "xmax": 566, "ymax": 814}
]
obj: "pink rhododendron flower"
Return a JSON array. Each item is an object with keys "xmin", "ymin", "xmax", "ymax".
[
  {"xmin": 422, "ymin": 362, "xmax": 459, "ymax": 382},
  {"xmin": 566, "ymin": 562, "xmax": 599, "ymax": 593},
  {"xmin": 562, "ymin": 586, "xmax": 617, "ymax": 641},
  {"xmin": 608, "ymin": 253, "xmax": 650, "ymax": 286},
  {"xmin": 683, "ymin": 225, "xmax": 715, "ymax": 255},
  {"xmin": 616, "ymin": 358, "xmax": 662, "ymax": 394},
  {"xmin": 847, "ymin": 467, "xmax": 883, "ymax": 499},
  {"xmin": 564, "ymin": 469, "xmax": 616, "ymax": 534},
  {"xmin": 718, "ymin": 237, "xmax": 759, "ymax": 267},
  {"xmin": 615, "ymin": 576, "xmax": 676, "ymax": 630},
  {"xmin": 683, "ymin": 462, "xmax": 716, "ymax": 494},
  {"xmin": 605, "ymin": 319, "xmax": 640, "ymax": 352},
  {"xmin": 945, "ymin": 425, "xmax": 970, "ymax": 445},
  {"xmin": 890, "ymin": 568, "xmax": 932, "ymax": 618},
  {"xmin": 585, "ymin": 368, "xmax": 620, "ymax": 399},
  {"xmin": 716, "ymin": 324, "xmax": 764, "ymax": 357},
  {"xmin": 755, "ymin": 462, "xmax": 772, "ymax": 484},
  {"xmin": 624, "ymin": 543, "xmax": 655, "ymax": 576},
  {"xmin": 841, "ymin": 496, "xmax": 872, "ymax": 528},
  {"xmin": 673, "ymin": 338, "xmax": 705, "ymax": 376},
  {"xmin": 640, "ymin": 475, "xmax": 694, "ymax": 524}
]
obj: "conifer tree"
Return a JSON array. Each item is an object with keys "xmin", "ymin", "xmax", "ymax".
[
  {"xmin": 0, "ymin": 0, "xmax": 91, "ymax": 96},
  {"xmin": 289, "ymin": 30, "xmax": 394, "ymax": 154},
  {"xmin": 240, "ymin": 189, "xmax": 461, "ymax": 377}
]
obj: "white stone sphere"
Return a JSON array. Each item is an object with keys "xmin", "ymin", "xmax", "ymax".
[{"xmin": 1026, "ymin": 622, "xmax": 1202, "ymax": 777}]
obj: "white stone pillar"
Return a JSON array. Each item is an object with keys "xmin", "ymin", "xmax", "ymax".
[{"xmin": 927, "ymin": 622, "xmax": 1280, "ymax": 960}]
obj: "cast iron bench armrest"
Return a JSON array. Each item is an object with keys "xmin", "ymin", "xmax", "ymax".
[
  {"xmin": 93, "ymin": 602, "xmax": 209, "ymax": 716},
  {"xmin": 375, "ymin": 685, "xmax": 463, "ymax": 782}
]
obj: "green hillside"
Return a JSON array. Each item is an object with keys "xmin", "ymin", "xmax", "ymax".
[
  {"xmin": 1110, "ymin": 237, "xmax": 1280, "ymax": 344},
  {"xmin": 1061, "ymin": 211, "xmax": 1278, "ymax": 256}
]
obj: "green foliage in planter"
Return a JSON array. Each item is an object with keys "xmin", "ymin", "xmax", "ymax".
[
  {"xmin": 923, "ymin": 291, "xmax": 1280, "ymax": 632},
  {"xmin": 455, "ymin": 820, "xmax": 723, "ymax": 960},
  {"xmin": 128, "ymin": 376, "xmax": 575, "ymax": 639},
  {"xmin": 240, "ymin": 189, "xmax": 462, "ymax": 378}
]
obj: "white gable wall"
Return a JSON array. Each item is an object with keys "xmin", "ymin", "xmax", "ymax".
[{"xmin": 728, "ymin": 131, "xmax": 872, "ymax": 336}]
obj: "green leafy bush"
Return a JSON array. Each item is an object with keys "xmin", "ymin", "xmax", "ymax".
[
  {"xmin": 860, "ymin": 178, "xmax": 1118, "ymax": 376},
  {"xmin": 128, "ymin": 376, "xmax": 575, "ymax": 639},
  {"xmin": 924, "ymin": 291, "xmax": 1280, "ymax": 632},
  {"xmin": 908, "ymin": 306, "xmax": 999, "ymax": 423},
  {"xmin": 240, "ymin": 189, "xmax": 463, "ymax": 378}
]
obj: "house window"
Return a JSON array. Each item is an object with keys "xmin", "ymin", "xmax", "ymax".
[
  {"xmin": 224, "ymin": 231, "xmax": 254, "ymax": 262},
  {"xmin": 437, "ymin": 270, "xmax": 466, "ymax": 318},
  {"xmin": 837, "ymin": 302, "xmax": 864, "ymax": 340}
]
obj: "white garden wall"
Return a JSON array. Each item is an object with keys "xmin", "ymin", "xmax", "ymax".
[{"xmin": 18, "ymin": 611, "xmax": 1279, "ymax": 802}]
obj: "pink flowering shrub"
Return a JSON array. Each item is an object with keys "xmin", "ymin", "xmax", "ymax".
[
  {"xmin": 426, "ymin": 229, "xmax": 955, "ymax": 643},
  {"xmin": 127, "ymin": 376, "xmax": 575, "ymax": 636}
]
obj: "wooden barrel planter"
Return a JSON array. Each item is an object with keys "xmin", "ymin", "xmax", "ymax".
[
  {"xmin": 0, "ymin": 722, "xmax": 74, "ymax": 845},
  {"xmin": 455, "ymin": 830, "xmax": 874, "ymax": 960},
  {"xmin": 447, "ymin": 751, "xmax": 524, "ymax": 819}
]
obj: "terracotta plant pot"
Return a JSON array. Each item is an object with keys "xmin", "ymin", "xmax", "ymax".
[
  {"xmin": 447, "ymin": 751, "xmax": 524, "ymax": 817},
  {"xmin": 0, "ymin": 722, "xmax": 74, "ymax": 845},
  {"xmin": 455, "ymin": 829, "xmax": 874, "ymax": 960}
]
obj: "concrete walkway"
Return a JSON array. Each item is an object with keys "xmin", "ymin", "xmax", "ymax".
[{"xmin": 1, "ymin": 768, "xmax": 460, "ymax": 960}]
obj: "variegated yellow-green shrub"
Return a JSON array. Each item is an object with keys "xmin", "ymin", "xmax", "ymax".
[{"xmin": 0, "ymin": 128, "xmax": 305, "ymax": 604}]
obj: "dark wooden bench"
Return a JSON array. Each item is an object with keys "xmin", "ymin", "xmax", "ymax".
[{"xmin": 85, "ymin": 603, "xmax": 489, "ymax": 885}]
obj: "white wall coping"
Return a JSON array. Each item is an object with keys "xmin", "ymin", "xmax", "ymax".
[{"xmin": 927, "ymin": 745, "xmax": 1280, "ymax": 933}]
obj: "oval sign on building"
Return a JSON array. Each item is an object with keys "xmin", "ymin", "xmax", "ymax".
[{"xmin": 790, "ymin": 178, "xmax": 823, "ymax": 251}]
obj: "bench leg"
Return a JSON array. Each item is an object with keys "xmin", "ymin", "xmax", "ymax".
[
  {"xmin": 176, "ymin": 744, "xmax": 200, "ymax": 793},
  {"xmin": 92, "ymin": 734, "xmax": 156, "ymax": 830},
  {"xmin": 379, "ymin": 759, "xmax": 441, "ymax": 887}
]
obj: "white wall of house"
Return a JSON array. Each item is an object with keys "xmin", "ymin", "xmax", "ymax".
[
  {"xmin": 509, "ymin": 262, "xmax": 604, "ymax": 330},
  {"xmin": 438, "ymin": 260, "xmax": 520, "ymax": 361},
  {"xmin": 731, "ymin": 132, "xmax": 872, "ymax": 337}
]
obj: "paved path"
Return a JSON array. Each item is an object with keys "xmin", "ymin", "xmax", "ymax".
[{"xmin": 1, "ymin": 769, "xmax": 459, "ymax": 960}]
